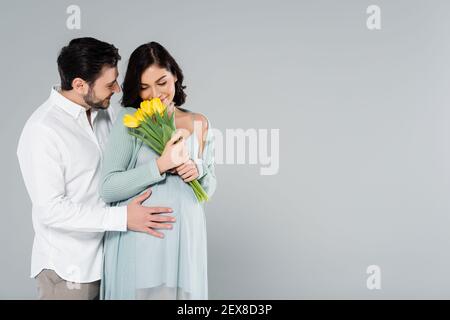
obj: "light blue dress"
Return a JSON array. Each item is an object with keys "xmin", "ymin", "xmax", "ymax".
[{"xmin": 99, "ymin": 107, "xmax": 216, "ymax": 300}]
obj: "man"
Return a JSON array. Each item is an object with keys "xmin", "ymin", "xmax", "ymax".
[{"xmin": 17, "ymin": 38, "xmax": 176, "ymax": 300}]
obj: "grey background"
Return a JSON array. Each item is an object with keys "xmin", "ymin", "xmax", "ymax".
[{"xmin": 2, "ymin": 0, "xmax": 450, "ymax": 299}]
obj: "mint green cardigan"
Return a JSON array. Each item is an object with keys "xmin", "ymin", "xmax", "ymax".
[{"xmin": 99, "ymin": 107, "xmax": 217, "ymax": 204}]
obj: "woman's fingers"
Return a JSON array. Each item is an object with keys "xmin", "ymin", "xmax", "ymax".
[
  {"xmin": 182, "ymin": 169, "xmax": 199, "ymax": 182},
  {"xmin": 178, "ymin": 166, "xmax": 191, "ymax": 176},
  {"xmin": 170, "ymin": 129, "xmax": 184, "ymax": 142},
  {"xmin": 176, "ymin": 163, "xmax": 187, "ymax": 172},
  {"xmin": 184, "ymin": 174, "xmax": 198, "ymax": 182},
  {"xmin": 181, "ymin": 170, "xmax": 194, "ymax": 179},
  {"xmin": 178, "ymin": 162, "xmax": 196, "ymax": 175},
  {"xmin": 170, "ymin": 159, "xmax": 199, "ymax": 180}
]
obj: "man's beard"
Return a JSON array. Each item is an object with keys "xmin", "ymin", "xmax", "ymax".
[{"xmin": 83, "ymin": 87, "xmax": 111, "ymax": 110}]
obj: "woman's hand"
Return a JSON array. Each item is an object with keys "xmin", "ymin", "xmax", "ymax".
[
  {"xmin": 171, "ymin": 159, "xmax": 199, "ymax": 182},
  {"xmin": 156, "ymin": 130, "xmax": 190, "ymax": 174}
]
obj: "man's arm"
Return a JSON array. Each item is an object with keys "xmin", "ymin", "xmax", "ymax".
[{"xmin": 17, "ymin": 124, "xmax": 127, "ymax": 232}]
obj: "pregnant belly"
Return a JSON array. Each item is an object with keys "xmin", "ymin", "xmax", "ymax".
[
  {"xmin": 140, "ymin": 174, "xmax": 204, "ymax": 224},
  {"xmin": 132, "ymin": 174, "xmax": 206, "ymax": 261}
]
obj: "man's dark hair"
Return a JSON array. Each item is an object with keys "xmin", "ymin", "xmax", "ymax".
[{"xmin": 57, "ymin": 37, "xmax": 121, "ymax": 90}]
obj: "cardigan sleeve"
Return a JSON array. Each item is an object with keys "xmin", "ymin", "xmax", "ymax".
[
  {"xmin": 193, "ymin": 117, "xmax": 217, "ymax": 198},
  {"xmin": 99, "ymin": 107, "xmax": 166, "ymax": 204}
]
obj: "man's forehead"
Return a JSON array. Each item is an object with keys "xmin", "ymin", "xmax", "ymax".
[{"xmin": 98, "ymin": 66, "xmax": 119, "ymax": 82}]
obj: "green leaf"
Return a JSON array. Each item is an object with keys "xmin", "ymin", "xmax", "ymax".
[
  {"xmin": 130, "ymin": 130, "xmax": 163, "ymax": 155},
  {"xmin": 170, "ymin": 111, "xmax": 176, "ymax": 131},
  {"xmin": 163, "ymin": 108, "xmax": 170, "ymax": 124},
  {"xmin": 145, "ymin": 117, "xmax": 163, "ymax": 137},
  {"xmin": 155, "ymin": 112, "xmax": 164, "ymax": 126},
  {"xmin": 188, "ymin": 180, "xmax": 209, "ymax": 202},
  {"xmin": 140, "ymin": 122, "xmax": 163, "ymax": 148},
  {"xmin": 161, "ymin": 123, "xmax": 175, "ymax": 143}
]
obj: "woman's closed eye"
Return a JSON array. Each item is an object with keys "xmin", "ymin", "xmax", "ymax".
[{"xmin": 140, "ymin": 82, "xmax": 166, "ymax": 90}]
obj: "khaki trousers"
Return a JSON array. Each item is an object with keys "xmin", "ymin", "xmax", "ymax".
[{"xmin": 35, "ymin": 269, "xmax": 100, "ymax": 300}]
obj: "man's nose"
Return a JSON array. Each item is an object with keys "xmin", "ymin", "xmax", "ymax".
[{"xmin": 112, "ymin": 82, "xmax": 121, "ymax": 93}]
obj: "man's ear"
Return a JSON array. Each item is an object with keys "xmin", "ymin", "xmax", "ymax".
[{"xmin": 71, "ymin": 78, "xmax": 88, "ymax": 95}]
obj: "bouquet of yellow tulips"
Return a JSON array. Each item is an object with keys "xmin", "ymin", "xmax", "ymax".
[{"xmin": 123, "ymin": 98, "xmax": 209, "ymax": 202}]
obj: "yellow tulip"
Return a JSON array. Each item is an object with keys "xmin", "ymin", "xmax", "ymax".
[
  {"xmin": 150, "ymin": 98, "xmax": 166, "ymax": 116},
  {"xmin": 140, "ymin": 100, "xmax": 155, "ymax": 117},
  {"xmin": 134, "ymin": 108, "xmax": 145, "ymax": 122},
  {"xmin": 123, "ymin": 114, "xmax": 140, "ymax": 128}
]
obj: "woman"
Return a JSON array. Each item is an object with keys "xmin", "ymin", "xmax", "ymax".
[{"xmin": 99, "ymin": 42, "xmax": 216, "ymax": 299}]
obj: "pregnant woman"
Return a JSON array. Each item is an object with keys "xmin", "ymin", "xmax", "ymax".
[{"xmin": 99, "ymin": 42, "xmax": 216, "ymax": 299}]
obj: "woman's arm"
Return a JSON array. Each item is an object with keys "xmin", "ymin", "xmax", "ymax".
[{"xmin": 100, "ymin": 108, "xmax": 167, "ymax": 204}]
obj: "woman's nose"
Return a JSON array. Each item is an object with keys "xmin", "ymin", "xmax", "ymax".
[
  {"xmin": 150, "ymin": 87, "xmax": 159, "ymax": 99},
  {"xmin": 149, "ymin": 87, "xmax": 164, "ymax": 100}
]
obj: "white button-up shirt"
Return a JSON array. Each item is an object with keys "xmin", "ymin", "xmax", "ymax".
[{"xmin": 17, "ymin": 87, "xmax": 127, "ymax": 283}]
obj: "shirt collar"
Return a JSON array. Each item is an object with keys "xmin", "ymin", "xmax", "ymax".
[{"xmin": 50, "ymin": 85, "xmax": 86, "ymax": 119}]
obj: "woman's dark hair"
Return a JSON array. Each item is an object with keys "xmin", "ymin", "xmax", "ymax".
[
  {"xmin": 121, "ymin": 42, "xmax": 187, "ymax": 108},
  {"xmin": 57, "ymin": 37, "xmax": 121, "ymax": 90}
]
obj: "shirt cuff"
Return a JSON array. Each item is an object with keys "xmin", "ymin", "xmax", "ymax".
[{"xmin": 105, "ymin": 206, "xmax": 127, "ymax": 232}]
